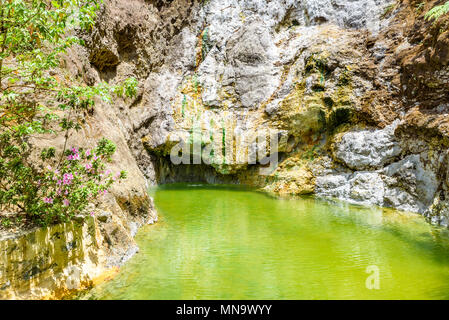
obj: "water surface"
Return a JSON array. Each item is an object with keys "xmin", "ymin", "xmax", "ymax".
[{"xmin": 82, "ymin": 184, "xmax": 449, "ymax": 299}]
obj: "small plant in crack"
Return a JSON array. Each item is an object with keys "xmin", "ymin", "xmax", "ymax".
[
  {"xmin": 201, "ymin": 27, "xmax": 212, "ymax": 62},
  {"xmin": 182, "ymin": 94, "xmax": 187, "ymax": 118},
  {"xmin": 425, "ymin": 1, "xmax": 449, "ymax": 22}
]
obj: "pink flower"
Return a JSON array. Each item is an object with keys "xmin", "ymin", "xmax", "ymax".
[
  {"xmin": 63, "ymin": 173, "xmax": 73, "ymax": 185},
  {"xmin": 57, "ymin": 179, "xmax": 62, "ymax": 185},
  {"xmin": 54, "ymin": 169, "xmax": 60, "ymax": 175},
  {"xmin": 86, "ymin": 150, "xmax": 91, "ymax": 157},
  {"xmin": 104, "ymin": 169, "xmax": 111, "ymax": 176},
  {"xmin": 43, "ymin": 197, "xmax": 53, "ymax": 204},
  {"xmin": 46, "ymin": 165, "xmax": 52, "ymax": 170},
  {"xmin": 63, "ymin": 199, "xmax": 70, "ymax": 206},
  {"xmin": 67, "ymin": 153, "xmax": 80, "ymax": 161},
  {"xmin": 64, "ymin": 190, "xmax": 69, "ymax": 195},
  {"xmin": 85, "ymin": 163, "xmax": 93, "ymax": 170},
  {"xmin": 89, "ymin": 211, "xmax": 95, "ymax": 217},
  {"xmin": 93, "ymin": 154, "xmax": 99, "ymax": 161},
  {"xmin": 71, "ymin": 147, "xmax": 79, "ymax": 154}
]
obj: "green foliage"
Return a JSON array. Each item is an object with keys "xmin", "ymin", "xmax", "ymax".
[
  {"xmin": 1, "ymin": 217, "xmax": 10, "ymax": 227},
  {"xmin": 381, "ymin": 3, "xmax": 396, "ymax": 19},
  {"xmin": 181, "ymin": 94, "xmax": 186, "ymax": 118},
  {"xmin": 301, "ymin": 144, "xmax": 320, "ymax": 161},
  {"xmin": 114, "ymin": 77, "xmax": 138, "ymax": 99},
  {"xmin": 0, "ymin": 0, "xmax": 138, "ymax": 226},
  {"xmin": 208, "ymin": 131, "xmax": 214, "ymax": 158},
  {"xmin": 415, "ymin": 2, "xmax": 425, "ymax": 14},
  {"xmin": 425, "ymin": 1, "xmax": 449, "ymax": 21},
  {"xmin": 0, "ymin": 141, "xmax": 125, "ymax": 226},
  {"xmin": 192, "ymin": 73, "xmax": 199, "ymax": 93},
  {"xmin": 201, "ymin": 27, "xmax": 211, "ymax": 62},
  {"xmin": 221, "ymin": 125, "xmax": 226, "ymax": 164},
  {"xmin": 96, "ymin": 137, "xmax": 116, "ymax": 159},
  {"xmin": 208, "ymin": 118, "xmax": 214, "ymax": 158}
]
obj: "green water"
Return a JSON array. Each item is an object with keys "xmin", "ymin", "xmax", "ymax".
[{"xmin": 82, "ymin": 184, "xmax": 449, "ymax": 300}]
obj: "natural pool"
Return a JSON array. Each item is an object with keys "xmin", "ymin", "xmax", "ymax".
[{"xmin": 81, "ymin": 184, "xmax": 449, "ymax": 299}]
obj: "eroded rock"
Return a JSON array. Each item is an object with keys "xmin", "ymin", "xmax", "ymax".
[{"xmin": 334, "ymin": 120, "xmax": 402, "ymax": 171}]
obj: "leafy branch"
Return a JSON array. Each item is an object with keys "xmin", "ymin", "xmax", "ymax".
[
  {"xmin": 425, "ymin": 1, "xmax": 449, "ymax": 21},
  {"xmin": 0, "ymin": 0, "xmax": 138, "ymax": 226}
]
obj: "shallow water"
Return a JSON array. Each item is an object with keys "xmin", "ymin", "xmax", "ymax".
[{"xmin": 81, "ymin": 184, "xmax": 449, "ymax": 300}]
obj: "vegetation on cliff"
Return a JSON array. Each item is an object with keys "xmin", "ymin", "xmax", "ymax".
[
  {"xmin": 425, "ymin": 1, "xmax": 449, "ymax": 21},
  {"xmin": 0, "ymin": 0, "xmax": 136, "ymax": 227}
]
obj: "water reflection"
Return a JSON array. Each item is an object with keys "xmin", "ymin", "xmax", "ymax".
[{"xmin": 81, "ymin": 184, "xmax": 449, "ymax": 300}]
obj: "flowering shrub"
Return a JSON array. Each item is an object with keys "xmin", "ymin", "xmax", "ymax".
[
  {"xmin": 0, "ymin": 1, "xmax": 137, "ymax": 227},
  {"xmin": 36, "ymin": 140, "xmax": 127, "ymax": 225},
  {"xmin": 0, "ymin": 137, "xmax": 126, "ymax": 226}
]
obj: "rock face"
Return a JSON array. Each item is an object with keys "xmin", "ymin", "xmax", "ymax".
[
  {"xmin": 333, "ymin": 121, "xmax": 402, "ymax": 170},
  {"xmin": 1, "ymin": 219, "xmax": 109, "ymax": 299},
  {"xmin": 123, "ymin": 0, "xmax": 393, "ymax": 177},
  {"xmin": 72, "ymin": 0, "xmax": 449, "ymax": 227},
  {"xmin": 0, "ymin": 208, "xmax": 157, "ymax": 299},
  {"xmin": 316, "ymin": 154, "xmax": 439, "ymax": 213}
]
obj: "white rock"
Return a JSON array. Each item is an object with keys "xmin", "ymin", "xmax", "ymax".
[{"xmin": 334, "ymin": 120, "xmax": 402, "ymax": 170}]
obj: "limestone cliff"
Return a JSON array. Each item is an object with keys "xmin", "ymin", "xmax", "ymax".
[
  {"xmin": 44, "ymin": 0, "xmax": 449, "ymax": 232},
  {"xmin": 84, "ymin": 0, "xmax": 449, "ymax": 226}
]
